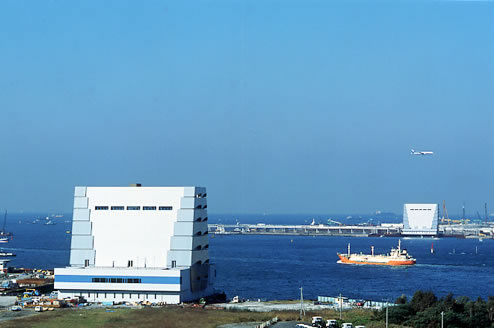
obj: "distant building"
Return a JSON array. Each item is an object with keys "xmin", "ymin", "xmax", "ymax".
[
  {"xmin": 402, "ymin": 203, "xmax": 439, "ymax": 236},
  {"xmin": 55, "ymin": 185, "xmax": 214, "ymax": 303}
]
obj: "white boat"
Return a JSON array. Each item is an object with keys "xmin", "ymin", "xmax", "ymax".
[{"xmin": 0, "ymin": 252, "xmax": 15, "ymax": 257}]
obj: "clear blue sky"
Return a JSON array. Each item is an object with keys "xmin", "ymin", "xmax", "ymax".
[{"xmin": 1, "ymin": 0, "xmax": 493, "ymax": 215}]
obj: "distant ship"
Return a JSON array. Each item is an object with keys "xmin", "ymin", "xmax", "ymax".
[
  {"xmin": 337, "ymin": 240, "xmax": 416, "ymax": 266},
  {"xmin": 0, "ymin": 252, "xmax": 15, "ymax": 257},
  {"xmin": 0, "ymin": 210, "xmax": 13, "ymax": 240}
]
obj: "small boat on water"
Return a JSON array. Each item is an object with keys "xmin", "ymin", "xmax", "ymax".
[
  {"xmin": 0, "ymin": 252, "xmax": 15, "ymax": 257},
  {"xmin": 0, "ymin": 237, "xmax": 8, "ymax": 243},
  {"xmin": 337, "ymin": 240, "xmax": 416, "ymax": 266}
]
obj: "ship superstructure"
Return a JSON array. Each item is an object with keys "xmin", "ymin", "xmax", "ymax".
[{"xmin": 337, "ymin": 240, "xmax": 416, "ymax": 266}]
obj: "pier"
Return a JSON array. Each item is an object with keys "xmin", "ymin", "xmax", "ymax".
[
  {"xmin": 208, "ymin": 223, "xmax": 494, "ymax": 238},
  {"xmin": 208, "ymin": 223, "xmax": 401, "ymax": 236}
]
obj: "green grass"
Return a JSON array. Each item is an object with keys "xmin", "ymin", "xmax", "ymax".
[{"xmin": 0, "ymin": 307, "xmax": 409, "ymax": 328}]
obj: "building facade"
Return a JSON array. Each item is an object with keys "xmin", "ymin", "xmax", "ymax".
[
  {"xmin": 402, "ymin": 203, "xmax": 439, "ymax": 236},
  {"xmin": 55, "ymin": 186, "xmax": 215, "ymax": 303}
]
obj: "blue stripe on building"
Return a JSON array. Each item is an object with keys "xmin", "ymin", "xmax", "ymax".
[{"xmin": 55, "ymin": 275, "xmax": 180, "ymax": 284}]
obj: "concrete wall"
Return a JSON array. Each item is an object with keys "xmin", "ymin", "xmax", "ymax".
[
  {"xmin": 60, "ymin": 185, "xmax": 214, "ymax": 303},
  {"xmin": 68, "ymin": 186, "xmax": 209, "ymax": 269},
  {"xmin": 403, "ymin": 203, "xmax": 438, "ymax": 235}
]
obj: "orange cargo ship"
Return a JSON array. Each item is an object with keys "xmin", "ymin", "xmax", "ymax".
[{"xmin": 337, "ymin": 240, "xmax": 416, "ymax": 266}]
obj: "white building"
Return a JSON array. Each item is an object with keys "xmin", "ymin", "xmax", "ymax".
[
  {"xmin": 54, "ymin": 185, "xmax": 215, "ymax": 304},
  {"xmin": 402, "ymin": 203, "xmax": 439, "ymax": 236}
]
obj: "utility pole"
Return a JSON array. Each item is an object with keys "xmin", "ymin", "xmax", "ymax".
[
  {"xmin": 385, "ymin": 301, "xmax": 388, "ymax": 328},
  {"xmin": 462, "ymin": 202, "xmax": 466, "ymax": 221},
  {"xmin": 299, "ymin": 287, "xmax": 305, "ymax": 319},
  {"xmin": 339, "ymin": 293, "xmax": 342, "ymax": 320},
  {"xmin": 441, "ymin": 311, "xmax": 444, "ymax": 328}
]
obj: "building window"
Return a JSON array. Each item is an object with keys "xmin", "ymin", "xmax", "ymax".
[
  {"xmin": 95, "ymin": 206, "xmax": 109, "ymax": 210},
  {"xmin": 111, "ymin": 206, "xmax": 124, "ymax": 210},
  {"xmin": 143, "ymin": 206, "xmax": 156, "ymax": 210},
  {"xmin": 92, "ymin": 277, "xmax": 141, "ymax": 284},
  {"xmin": 159, "ymin": 206, "xmax": 173, "ymax": 211},
  {"xmin": 171, "ymin": 260, "xmax": 176, "ymax": 268},
  {"xmin": 127, "ymin": 206, "xmax": 140, "ymax": 210},
  {"xmin": 128, "ymin": 260, "xmax": 133, "ymax": 267},
  {"xmin": 84, "ymin": 259, "xmax": 90, "ymax": 267}
]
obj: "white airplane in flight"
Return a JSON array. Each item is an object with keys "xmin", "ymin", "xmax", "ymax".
[{"xmin": 411, "ymin": 149, "xmax": 434, "ymax": 155}]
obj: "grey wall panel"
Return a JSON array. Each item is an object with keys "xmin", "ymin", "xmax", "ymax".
[
  {"xmin": 180, "ymin": 198, "xmax": 196, "ymax": 209},
  {"xmin": 173, "ymin": 222, "xmax": 194, "ymax": 236},
  {"xmin": 74, "ymin": 197, "xmax": 89, "ymax": 209},
  {"xmin": 74, "ymin": 186, "xmax": 87, "ymax": 197},
  {"xmin": 177, "ymin": 209, "xmax": 195, "ymax": 222},
  {"xmin": 183, "ymin": 187, "xmax": 196, "ymax": 197},
  {"xmin": 73, "ymin": 209, "xmax": 90, "ymax": 221},
  {"xmin": 170, "ymin": 236, "xmax": 193, "ymax": 250},
  {"xmin": 167, "ymin": 250, "xmax": 192, "ymax": 267},
  {"xmin": 71, "ymin": 235, "xmax": 94, "ymax": 249},
  {"xmin": 69, "ymin": 249, "xmax": 95, "ymax": 266},
  {"xmin": 72, "ymin": 221, "xmax": 92, "ymax": 235}
]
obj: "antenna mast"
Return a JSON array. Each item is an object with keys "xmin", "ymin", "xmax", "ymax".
[
  {"xmin": 485, "ymin": 203, "xmax": 488, "ymax": 225},
  {"xmin": 443, "ymin": 201, "xmax": 450, "ymax": 225}
]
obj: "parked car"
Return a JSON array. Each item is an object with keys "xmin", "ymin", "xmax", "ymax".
[
  {"xmin": 34, "ymin": 306, "xmax": 43, "ymax": 312},
  {"xmin": 10, "ymin": 306, "xmax": 21, "ymax": 311},
  {"xmin": 312, "ymin": 316, "xmax": 324, "ymax": 327},
  {"xmin": 342, "ymin": 323, "xmax": 353, "ymax": 328},
  {"xmin": 326, "ymin": 319, "xmax": 338, "ymax": 328}
]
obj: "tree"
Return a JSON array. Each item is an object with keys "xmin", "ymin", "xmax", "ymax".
[
  {"xmin": 410, "ymin": 290, "xmax": 438, "ymax": 313},
  {"xmin": 395, "ymin": 294, "xmax": 407, "ymax": 305}
]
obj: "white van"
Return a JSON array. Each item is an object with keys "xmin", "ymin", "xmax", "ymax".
[
  {"xmin": 342, "ymin": 323, "xmax": 353, "ymax": 328},
  {"xmin": 312, "ymin": 317, "xmax": 324, "ymax": 325},
  {"xmin": 326, "ymin": 320, "xmax": 338, "ymax": 327}
]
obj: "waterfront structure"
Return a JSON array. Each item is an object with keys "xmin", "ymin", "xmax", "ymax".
[
  {"xmin": 402, "ymin": 203, "xmax": 439, "ymax": 236},
  {"xmin": 55, "ymin": 185, "xmax": 214, "ymax": 304}
]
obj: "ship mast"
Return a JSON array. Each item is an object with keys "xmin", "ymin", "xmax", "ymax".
[
  {"xmin": 2, "ymin": 210, "xmax": 6, "ymax": 234},
  {"xmin": 347, "ymin": 243, "xmax": 350, "ymax": 257}
]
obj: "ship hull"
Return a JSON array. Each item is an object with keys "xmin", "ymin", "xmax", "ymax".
[{"xmin": 337, "ymin": 254, "xmax": 415, "ymax": 266}]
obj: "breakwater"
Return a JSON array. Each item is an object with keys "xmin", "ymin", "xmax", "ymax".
[{"xmin": 208, "ymin": 223, "xmax": 493, "ymax": 238}]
